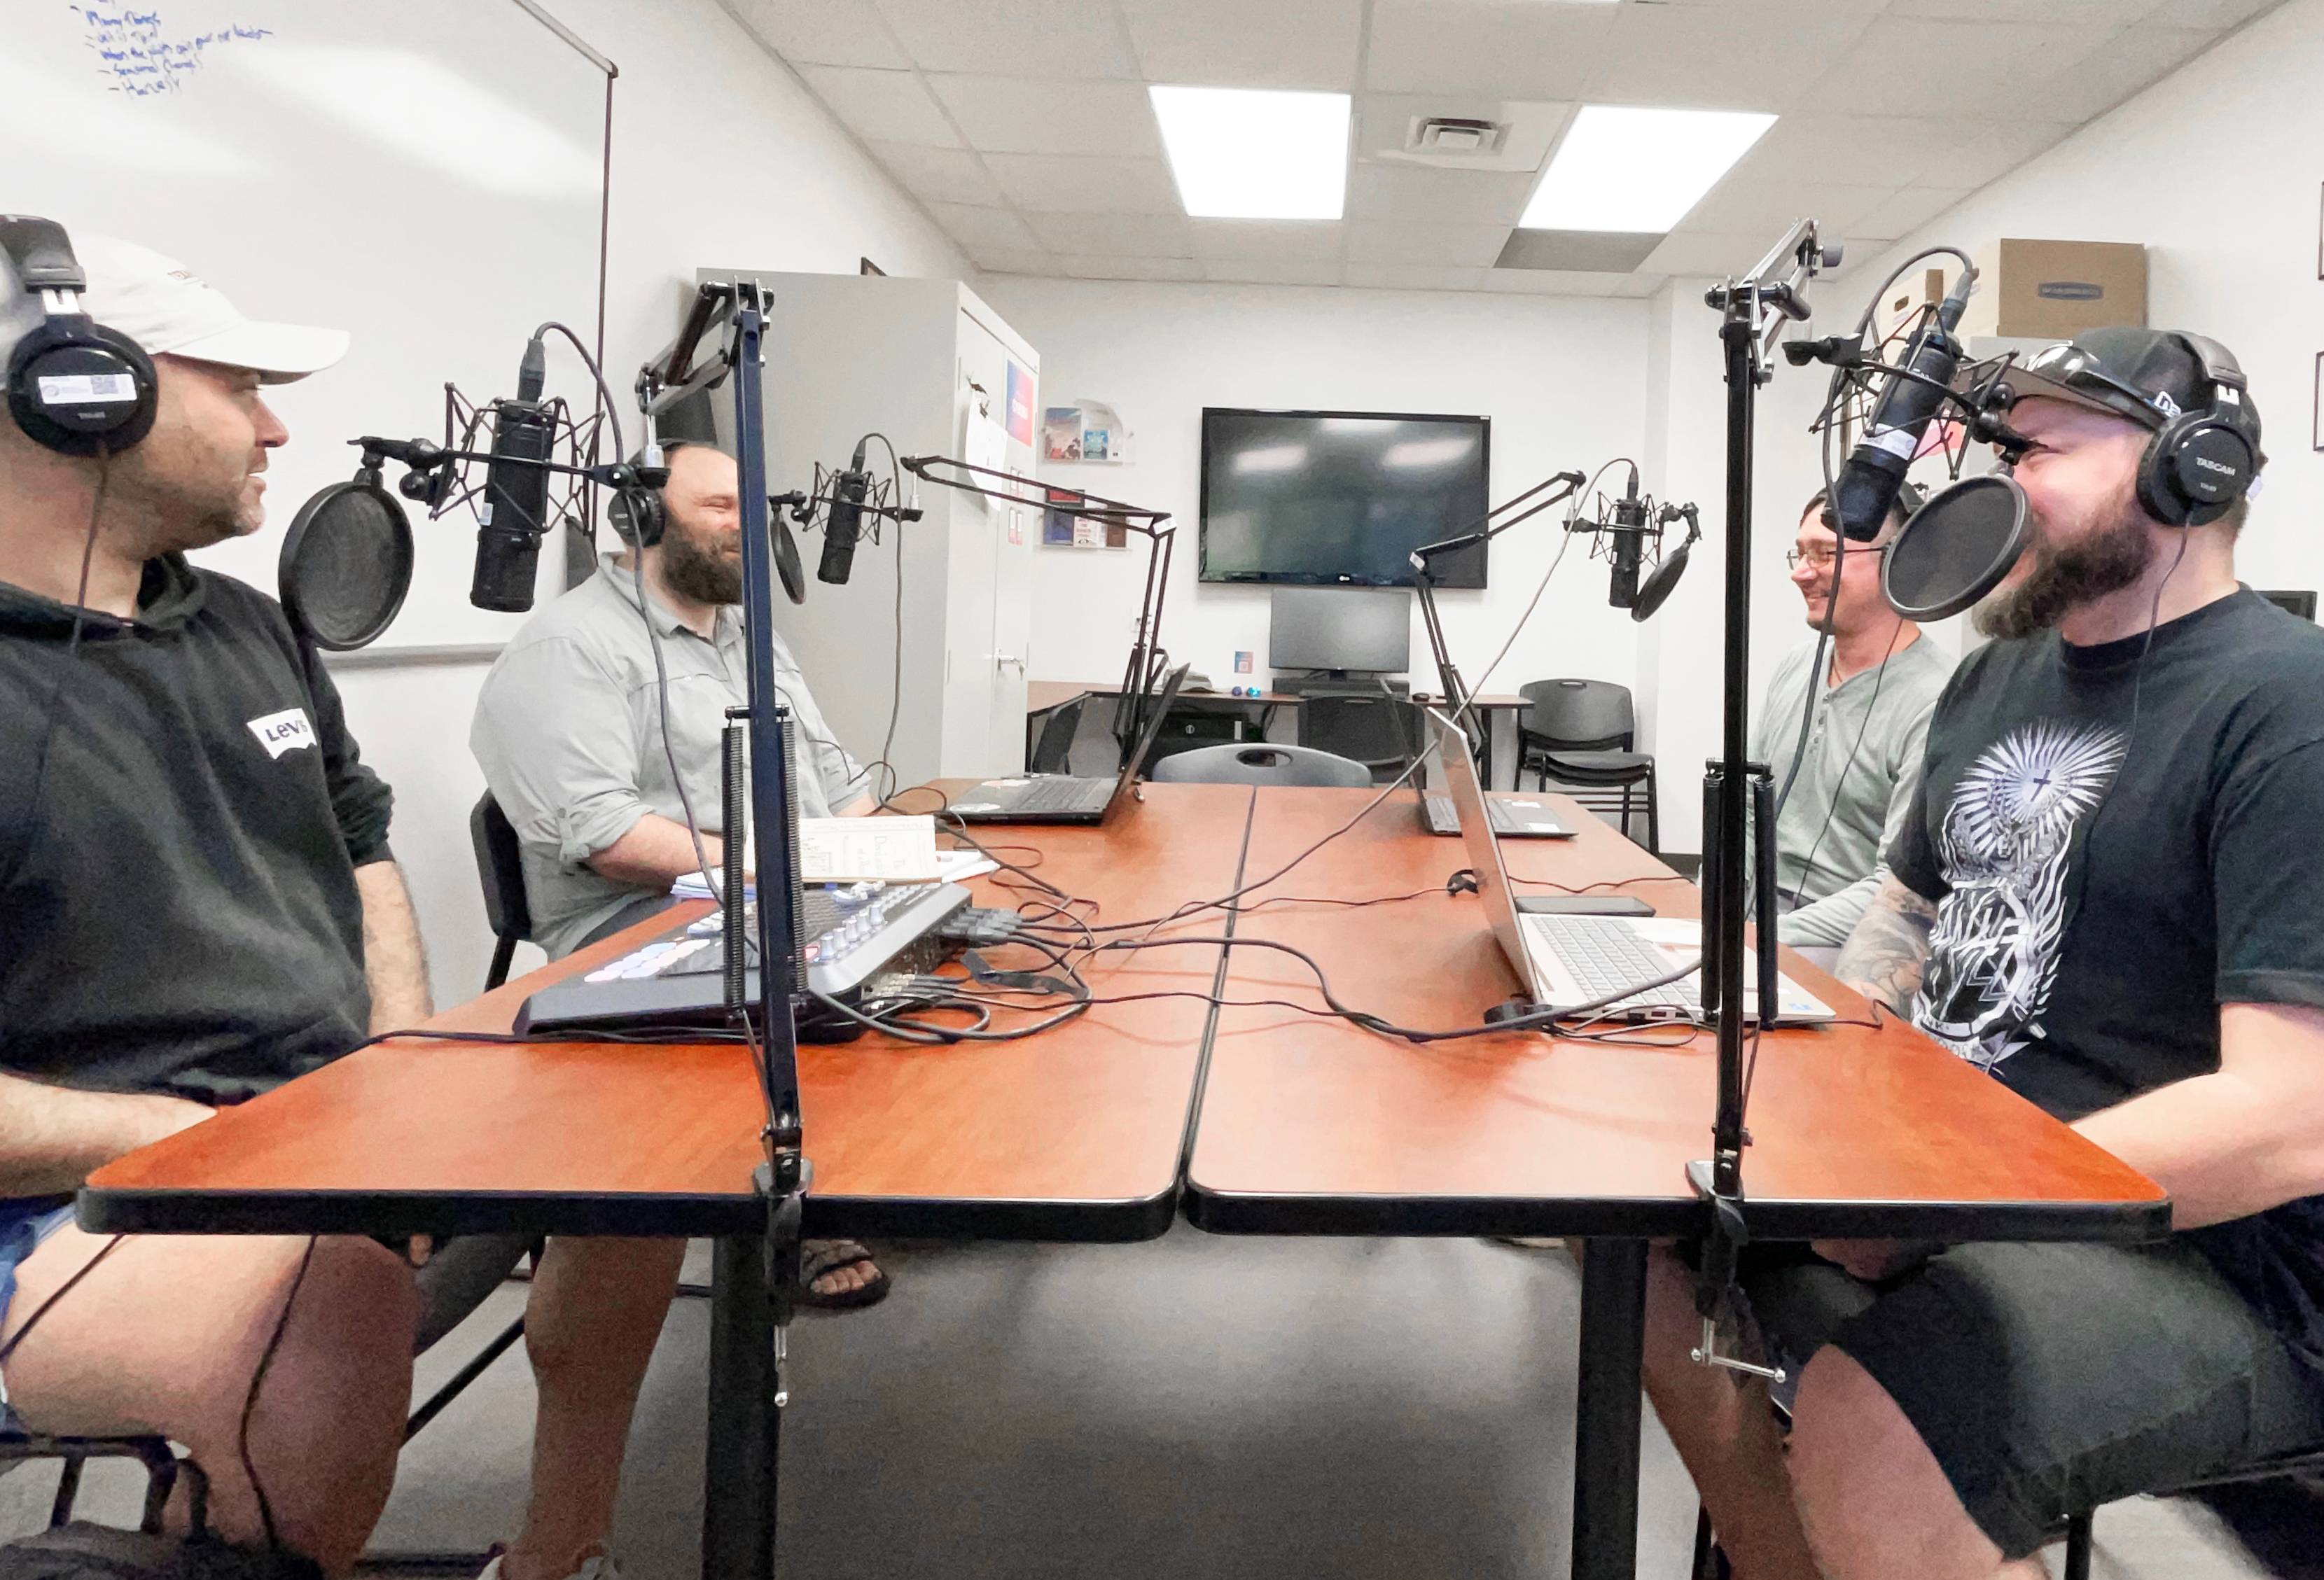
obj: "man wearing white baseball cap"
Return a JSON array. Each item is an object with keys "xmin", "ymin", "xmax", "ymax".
[{"xmin": 0, "ymin": 223, "xmax": 676, "ymax": 1580}]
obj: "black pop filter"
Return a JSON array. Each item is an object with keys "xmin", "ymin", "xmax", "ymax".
[
  {"xmin": 1882, "ymin": 473, "xmax": 2029, "ymax": 622},
  {"xmin": 1631, "ymin": 537, "xmax": 1692, "ymax": 622},
  {"xmin": 279, "ymin": 478, "xmax": 415, "ymax": 650}
]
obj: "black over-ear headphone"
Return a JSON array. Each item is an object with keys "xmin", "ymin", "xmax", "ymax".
[
  {"xmin": 2136, "ymin": 333, "xmax": 2260, "ymax": 529},
  {"xmin": 607, "ymin": 449, "xmax": 667, "ymax": 548},
  {"xmin": 1, "ymin": 215, "xmax": 158, "ymax": 456}
]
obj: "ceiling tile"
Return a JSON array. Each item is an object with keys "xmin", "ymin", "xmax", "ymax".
[
  {"xmin": 962, "ymin": 242, "xmax": 1055, "ymax": 273},
  {"xmin": 1346, "ymin": 165, "xmax": 1538, "ymax": 226},
  {"xmin": 927, "ymin": 76, "xmax": 1163, "ymax": 158},
  {"xmin": 870, "ymin": 142, "xmax": 1007, "ymax": 207},
  {"xmin": 798, "ymin": 65, "xmax": 961, "ymax": 147},
  {"xmin": 871, "ymin": 0, "xmax": 1141, "ymax": 79},
  {"xmin": 1187, "ymin": 219, "xmax": 1345, "ymax": 263},
  {"xmin": 1886, "ymin": 0, "xmax": 2163, "ymax": 21},
  {"xmin": 2034, "ymin": 26, "xmax": 2219, "ymax": 124},
  {"xmin": 1497, "ymin": 230, "xmax": 1663, "ymax": 272},
  {"xmin": 1583, "ymin": 1, "xmax": 1879, "ymax": 114},
  {"xmin": 1344, "ymin": 220, "xmax": 1510, "ymax": 267},
  {"xmin": 1640, "ymin": 232, "xmax": 1790, "ymax": 277},
  {"xmin": 1354, "ymin": 93, "xmax": 1573, "ymax": 172},
  {"xmin": 1344, "ymin": 263, "xmax": 1488, "ymax": 291},
  {"xmin": 2141, "ymin": 0, "xmax": 2282, "ymax": 24},
  {"xmin": 1200, "ymin": 258, "xmax": 1344, "ymax": 286},
  {"xmin": 984, "ymin": 153, "xmax": 1183, "ymax": 214},
  {"xmin": 923, "ymin": 202, "xmax": 1040, "ymax": 251},
  {"xmin": 1059, "ymin": 255, "xmax": 1206, "ymax": 281},
  {"xmin": 1724, "ymin": 115, "xmax": 1961, "ymax": 192},
  {"xmin": 1118, "ymin": 0, "xmax": 1364, "ymax": 90},
  {"xmin": 1800, "ymin": 17, "xmax": 2120, "ymax": 117},
  {"xmin": 1940, "ymin": 118, "xmax": 2080, "ymax": 188},
  {"xmin": 723, "ymin": 0, "xmax": 910, "ymax": 69},
  {"xmin": 1363, "ymin": 0, "xmax": 1621, "ymax": 99},
  {"xmin": 1482, "ymin": 269, "xmax": 1629, "ymax": 298},
  {"xmin": 1676, "ymin": 180, "xmax": 1895, "ymax": 239},
  {"xmin": 1849, "ymin": 185, "xmax": 1974, "ymax": 242},
  {"xmin": 1025, "ymin": 211, "xmax": 1195, "ymax": 256}
]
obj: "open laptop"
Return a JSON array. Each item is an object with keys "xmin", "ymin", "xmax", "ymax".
[
  {"xmin": 1417, "ymin": 725, "xmax": 1573, "ymax": 840},
  {"xmin": 951, "ymin": 663, "xmax": 1190, "ymax": 825},
  {"xmin": 1427, "ymin": 708, "xmax": 1832, "ymax": 1025}
]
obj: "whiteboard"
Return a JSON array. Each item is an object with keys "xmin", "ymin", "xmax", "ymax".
[{"xmin": 8, "ymin": 0, "xmax": 609, "ymax": 648}]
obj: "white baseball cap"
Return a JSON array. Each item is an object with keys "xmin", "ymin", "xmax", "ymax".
[{"xmin": 2, "ymin": 229, "xmax": 347, "ymax": 384}]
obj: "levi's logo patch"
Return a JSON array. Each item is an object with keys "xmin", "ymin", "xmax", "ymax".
[{"xmin": 247, "ymin": 707, "xmax": 317, "ymax": 759}]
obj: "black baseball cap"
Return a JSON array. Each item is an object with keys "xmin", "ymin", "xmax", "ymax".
[{"xmin": 1987, "ymin": 326, "xmax": 2264, "ymax": 460}]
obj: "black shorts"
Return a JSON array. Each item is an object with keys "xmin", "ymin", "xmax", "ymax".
[{"xmin": 1741, "ymin": 1237, "xmax": 2324, "ymax": 1560}]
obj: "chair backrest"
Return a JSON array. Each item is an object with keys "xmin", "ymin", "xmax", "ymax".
[
  {"xmin": 1519, "ymin": 678, "xmax": 1635, "ymax": 751},
  {"xmin": 1148, "ymin": 743, "xmax": 1374, "ymax": 788},
  {"xmin": 1297, "ymin": 693, "xmax": 1423, "ymax": 776},
  {"xmin": 469, "ymin": 792, "xmax": 531, "ymax": 942},
  {"xmin": 1031, "ymin": 696, "xmax": 1084, "ymax": 775}
]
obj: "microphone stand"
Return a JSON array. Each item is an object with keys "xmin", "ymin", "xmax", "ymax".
[
  {"xmin": 636, "ymin": 279, "xmax": 805, "ymax": 1580},
  {"xmin": 901, "ymin": 455, "xmax": 1174, "ymax": 769},
  {"xmin": 1408, "ymin": 470, "xmax": 1586, "ymax": 758},
  {"xmin": 1690, "ymin": 220, "xmax": 1838, "ymax": 1383}
]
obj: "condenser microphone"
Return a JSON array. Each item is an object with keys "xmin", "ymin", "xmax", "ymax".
[
  {"xmin": 470, "ymin": 334, "xmax": 556, "ymax": 613},
  {"xmin": 1606, "ymin": 465, "xmax": 1647, "ymax": 608},
  {"xmin": 1829, "ymin": 269, "xmax": 1975, "ymax": 542},
  {"xmin": 817, "ymin": 435, "xmax": 870, "ymax": 585}
]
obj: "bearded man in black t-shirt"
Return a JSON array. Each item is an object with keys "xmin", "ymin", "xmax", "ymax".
[{"xmin": 1642, "ymin": 328, "xmax": 2324, "ymax": 1580}]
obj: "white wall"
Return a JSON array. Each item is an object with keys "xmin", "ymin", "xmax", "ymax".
[
  {"xmin": 332, "ymin": 0, "xmax": 969, "ymax": 1008},
  {"xmin": 971, "ymin": 276, "xmax": 1653, "ymax": 747}
]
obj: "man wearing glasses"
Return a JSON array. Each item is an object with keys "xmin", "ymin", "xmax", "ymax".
[{"xmin": 1751, "ymin": 486, "xmax": 1955, "ymax": 951}]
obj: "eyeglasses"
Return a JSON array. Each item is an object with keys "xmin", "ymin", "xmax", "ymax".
[{"xmin": 1786, "ymin": 544, "xmax": 1891, "ymax": 572}]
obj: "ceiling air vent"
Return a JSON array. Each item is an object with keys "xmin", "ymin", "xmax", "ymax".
[{"xmin": 1406, "ymin": 116, "xmax": 1508, "ymax": 159}]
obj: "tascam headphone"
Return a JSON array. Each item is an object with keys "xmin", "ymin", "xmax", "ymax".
[
  {"xmin": 607, "ymin": 468, "xmax": 667, "ymax": 548},
  {"xmin": 2135, "ymin": 333, "xmax": 2260, "ymax": 529},
  {"xmin": 1, "ymin": 215, "xmax": 158, "ymax": 456}
]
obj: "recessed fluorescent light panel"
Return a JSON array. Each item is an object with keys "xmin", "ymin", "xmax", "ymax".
[
  {"xmin": 1150, "ymin": 86, "xmax": 1351, "ymax": 221},
  {"xmin": 1520, "ymin": 106, "xmax": 1776, "ymax": 233}
]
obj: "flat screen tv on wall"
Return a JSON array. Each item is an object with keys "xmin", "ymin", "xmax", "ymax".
[{"xmin": 1197, "ymin": 407, "xmax": 1489, "ymax": 588}]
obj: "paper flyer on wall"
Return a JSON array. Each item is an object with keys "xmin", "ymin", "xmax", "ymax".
[{"xmin": 1041, "ymin": 399, "xmax": 1132, "ymax": 463}]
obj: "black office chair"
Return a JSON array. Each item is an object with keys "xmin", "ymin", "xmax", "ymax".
[
  {"xmin": 1031, "ymin": 697, "xmax": 1085, "ymax": 776},
  {"xmin": 0, "ymin": 1433, "xmax": 177, "ymax": 1537},
  {"xmin": 1150, "ymin": 743, "xmax": 1372, "ymax": 788},
  {"xmin": 1515, "ymin": 678, "xmax": 1659, "ymax": 853},
  {"xmin": 470, "ymin": 792, "xmax": 532, "ymax": 992},
  {"xmin": 1297, "ymin": 694, "xmax": 1423, "ymax": 784}
]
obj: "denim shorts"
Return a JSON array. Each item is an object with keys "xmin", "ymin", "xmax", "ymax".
[{"xmin": 0, "ymin": 1197, "xmax": 78, "ymax": 1431}]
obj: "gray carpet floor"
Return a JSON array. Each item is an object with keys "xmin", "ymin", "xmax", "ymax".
[{"xmin": 3, "ymin": 1229, "xmax": 2280, "ymax": 1578}]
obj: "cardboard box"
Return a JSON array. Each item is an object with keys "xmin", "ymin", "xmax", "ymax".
[{"xmin": 1958, "ymin": 239, "xmax": 2147, "ymax": 341}]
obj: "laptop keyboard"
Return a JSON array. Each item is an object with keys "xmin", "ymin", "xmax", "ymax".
[
  {"xmin": 1005, "ymin": 776, "xmax": 1111, "ymax": 813},
  {"xmin": 1524, "ymin": 915, "xmax": 1700, "ymax": 1014}
]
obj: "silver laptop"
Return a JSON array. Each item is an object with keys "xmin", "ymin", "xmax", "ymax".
[{"xmin": 1425, "ymin": 709, "xmax": 1833, "ymax": 1025}]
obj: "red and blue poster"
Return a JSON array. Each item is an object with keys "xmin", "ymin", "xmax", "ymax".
[{"xmin": 1005, "ymin": 361, "xmax": 1036, "ymax": 447}]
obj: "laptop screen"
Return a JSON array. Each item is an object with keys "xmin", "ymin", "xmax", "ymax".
[
  {"xmin": 1423, "ymin": 708, "xmax": 1536, "ymax": 988},
  {"xmin": 1106, "ymin": 662, "xmax": 1191, "ymax": 812}
]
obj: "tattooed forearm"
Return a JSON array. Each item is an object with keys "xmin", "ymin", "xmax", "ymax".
[{"xmin": 1834, "ymin": 875, "xmax": 1938, "ymax": 1015}]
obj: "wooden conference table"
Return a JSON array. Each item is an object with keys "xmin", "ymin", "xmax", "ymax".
[{"xmin": 82, "ymin": 782, "xmax": 2166, "ymax": 1580}]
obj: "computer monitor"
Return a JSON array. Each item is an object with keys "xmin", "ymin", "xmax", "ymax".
[
  {"xmin": 1267, "ymin": 585, "xmax": 1411, "ymax": 676},
  {"xmin": 2260, "ymin": 589, "xmax": 2317, "ymax": 621}
]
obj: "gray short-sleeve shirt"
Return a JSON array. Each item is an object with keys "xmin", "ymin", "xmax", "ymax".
[{"xmin": 470, "ymin": 554, "xmax": 866, "ymax": 957}]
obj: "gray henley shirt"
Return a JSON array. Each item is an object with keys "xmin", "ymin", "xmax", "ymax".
[
  {"xmin": 470, "ymin": 554, "xmax": 868, "ymax": 958},
  {"xmin": 1752, "ymin": 631, "xmax": 1955, "ymax": 949}
]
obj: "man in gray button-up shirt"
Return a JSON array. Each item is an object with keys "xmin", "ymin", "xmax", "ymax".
[
  {"xmin": 1753, "ymin": 487, "xmax": 1956, "ymax": 949},
  {"xmin": 471, "ymin": 445, "xmax": 870, "ymax": 960}
]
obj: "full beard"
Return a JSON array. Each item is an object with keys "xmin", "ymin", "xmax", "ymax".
[
  {"xmin": 660, "ymin": 524, "xmax": 744, "ymax": 606},
  {"xmin": 1973, "ymin": 484, "xmax": 2155, "ymax": 641}
]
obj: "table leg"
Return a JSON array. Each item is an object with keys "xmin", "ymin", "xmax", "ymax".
[
  {"xmin": 1571, "ymin": 1237, "xmax": 1648, "ymax": 1580},
  {"xmin": 704, "ymin": 1233, "xmax": 777, "ymax": 1580}
]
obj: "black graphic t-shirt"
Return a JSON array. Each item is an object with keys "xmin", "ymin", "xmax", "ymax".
[{"xmin": 1891, "ymin": 587, "xmax": 2324, "ymax": 1369}]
